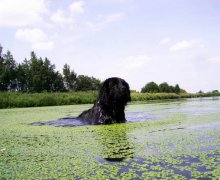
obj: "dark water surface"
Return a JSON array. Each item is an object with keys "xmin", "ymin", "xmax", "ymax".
[{"xmin": 32, "ymin": 97, "xmax": 220, "ymax": 127}]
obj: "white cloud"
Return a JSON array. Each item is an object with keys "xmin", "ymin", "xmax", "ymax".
[
  {"xmin": 50, "ymin": 10, "xmax": 73, "ymax": 25},
  {"xmin": 32, "ymin": 41, "xmax": 54, "ymax": 51},
  {"xmin": 50, "ymin": 1, "xmax": 85, "ymax": 26},
  {"xmin": 159, "ymin": 37, "xmax": 171, "ymax": 45},
  {"xmin": 106, "ymin": 13, "xmax": 124, "ymax": 23},
  {"xmin": 94, "ymin": 0, "xmax": 126, "ymax": 3},
  {"xmin": 120, "ymin": 55, "xmax": 151, "ymax": 70},
  {"xmin": 69, "ymin": 0, "xmax": 85, "ymax": 14},
  {"xmin": 207, "ymin": 56, "xmax": 220, "ymax": 64},
  {"xmin": 170, "ymin": 40, "xmax": 193, "ymax": 52},
  {"xmin": 15, "ymin": 28, "xmax": 46, "ymax": 43},
  {"xmin": 15, "ymin": 28, "xmax": 54, "ymax": 51},
  {"xmin": 0, "ymin": 0, "xmax": 47, "ymax": 27},
  {"xmin": 170, "ymin": 40, "xmax": 205, "ymax": 52},
  {"xmin": 86, "ymin": 12, "xmax": 124, "ymax": 31}
]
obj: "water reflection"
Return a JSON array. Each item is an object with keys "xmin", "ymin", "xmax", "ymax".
[
  {"xmin": 97, "ymin": 126, "xmax": 134, "ymax": 162},
  {"xmin": 31, "ymin": 117, "xmax": 88, "ymax": 126}
]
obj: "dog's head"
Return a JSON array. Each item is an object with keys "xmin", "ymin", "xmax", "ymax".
[{"xmin": 99, "ymin": 77, "xmax": 131, "ymax": 107}]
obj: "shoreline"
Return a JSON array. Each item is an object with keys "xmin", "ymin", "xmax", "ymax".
[{"xmin": 0, "ymin": 92, "xmax": 220, "ymax": 109}]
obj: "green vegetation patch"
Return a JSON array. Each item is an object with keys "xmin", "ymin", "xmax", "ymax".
[
  {"xmin": 1, "ymin": 99, "xmax": 220, "ymax": 179},
  {"xmin": 0, "ymin": 92, "xmax": 98, "ymax": 108},
  {"xmin": 1, "ymin": 91, "xmax": 220, "ymax": 109}
]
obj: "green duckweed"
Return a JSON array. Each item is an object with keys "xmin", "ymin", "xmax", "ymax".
[{"xmin": 0, "ymin": 97, "xmax": 220, "ymax": 179}]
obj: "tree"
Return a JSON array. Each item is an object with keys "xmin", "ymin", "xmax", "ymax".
[
  {"xmin": 174, "ymin": 84, "xmax": 181, "ymax": 94},
  {"xmin": 198, "ymin": 90, "xmax": 204, "ymax": 94},
  {"xmin": 40, "ymin": 57, "xmax": 64, "ymax": 92},
  {"xmin": 0, "ymin": 57, "xmax": 4, "ymax": 90},
  {"xmin": 75, "ymin": 75, "xmax": 101, "ymax": 91},
  {"xmin": 17, "ymin": 58, "xmax": 31, "ymax": 92},
  {"xmin": 141, "ymin": 82, "xmax": 159, "ymax": 93},
  {"xmin": 0, "ymin": 51, "xmax": 18, "ymax": 91},
  {"xmin": 63, "ymin": 64, "xmax": 77, "ymax": 91},
  {"xmin": 52, "ymin": 71, "xmax": 65, "ymax": 92},
  {"xmin": 212, "ymin": 90, "xmax": 219, "ymax": 93},
  {"xmin": 17, "ymin": 52, "xmax": 64, "ymax": 92},
  {"xmin": 159, "ymin": 82, "xmax": 171, "ymax": 93}
]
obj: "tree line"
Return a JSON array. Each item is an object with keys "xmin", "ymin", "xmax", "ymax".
[
  {"xmin": 0, "ymin": 48, "xmax": 188, "ymax": 94},
  {"xmin": 141, "ymin": 81, "xmax": 186, "ymax": 94},
  {"xmin": 0, "ymin": 51, "xmax": 100, "ymax": 92}
]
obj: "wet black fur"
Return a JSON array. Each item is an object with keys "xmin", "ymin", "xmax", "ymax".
[{"xmin": 78, "ymin": 77, "xmax": 131, "ymax": 124}]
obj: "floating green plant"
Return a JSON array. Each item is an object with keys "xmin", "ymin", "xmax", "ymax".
[{"xmin": 0, "ymin": 97, "xmax": 220, "ymax": 179}]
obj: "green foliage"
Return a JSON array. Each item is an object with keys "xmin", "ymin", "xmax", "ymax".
[
  {"xmin": 0, "ymin": 50, "xmax": 101, "ymax": 93},
  {"xmin": 131, "ymin": 92, "xmax": 220, "ymax": 102},
  {"xmin": 0, "ymin": 51, "xmax": 18, "ymax": 91},
  {"xmin": 198, "ymin": 90, "xmax": 204, "ymax": 94},
  {"xmin": 159, "ymin": 82, "xmax": 172, "ymax": 93},
  {"xmin": 174, "ymin": 84, "xmax": 181, "ymax": 94},
  {"xmin": 0, "ymin": 91, "xmax": 220, "ymax": 109},
  {"xmin": 0, "ymin": 92, "xmax": 98, "ymax": 108},
  {"xmin": 75, "ymin": 75, "xmax": 101, "ymax": 91},
  {"xmin": 17, "ymin": 52, "xmax": 65, "ymax": 92},
  {"xmin": 63, "ymin": 64, "xmax": 77, "ymax": 91},
  {"xmin": 212, "ymin": 90, "xmax": 219, "ymax": 93},
  {"xmin": 141, "ymin": 81, "xmax": 184, "ymax": 94},
  {"xmin": 141, "ymin": 81, "xmax": 159, "ymax": 93},
  {"xmin": 0, "ymin": 47, "xmax": 218, "ymax": 97}
]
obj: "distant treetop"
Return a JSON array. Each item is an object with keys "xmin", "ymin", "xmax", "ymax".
[{"xmin": 141, "ymin": 81, "xmax": 184, "ymax": 94}]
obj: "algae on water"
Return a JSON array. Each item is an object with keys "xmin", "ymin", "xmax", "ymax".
[{"xmin": 0, "ymin": 97, "xmax": 220, "ymax": 179}]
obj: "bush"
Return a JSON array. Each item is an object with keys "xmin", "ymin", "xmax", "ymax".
[
  {"xmin": 141, "ymin": 82, "xmax": 183, "ymax": 94},
  {"xmin": 0, "ymin": 92, "xmax": 98, "ymax": 108},
  {"xmin": 141, "ymin": 82, "xmax": 159, "ymax": 93}
]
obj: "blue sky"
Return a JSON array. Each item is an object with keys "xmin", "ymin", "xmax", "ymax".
[{"xmin": 0, "ymin": 0, "xmax": 220, "ymax": 92}]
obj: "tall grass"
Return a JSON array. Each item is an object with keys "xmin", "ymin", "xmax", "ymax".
[
  {"xmin": 0, "ymin": 92, "xmax": 98, "ymax": 109},
  {"xmin": 0, "ymin": 91, "xmax": 219, "ymax": 109},
  {"xmin": 131, "ymin": 92, "xmax": 220, "ymax": 102}
]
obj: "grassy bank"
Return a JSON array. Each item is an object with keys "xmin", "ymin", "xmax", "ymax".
[
  {"xmin": 0, "ymin": 92, "xmax": 97, "ymax": 109},
  {"xmin": 131, "ymin": 92, "xmax": 220, "ymax": 101},
  {"xmin": 0, "ymin": 91, "xmax": 220, "ymax": 109}
]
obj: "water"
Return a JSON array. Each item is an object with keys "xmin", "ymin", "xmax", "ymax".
[
  {"xmin": 4, "ymin": 97, "xmax": 220, "ymax": 178},
  {"xmin": 32, "ymin": 97, "xmax": 220, "ymax": 127},
  {"xmin": 31, "ymin": 116, "xmax": 87, "ymax": 126}
]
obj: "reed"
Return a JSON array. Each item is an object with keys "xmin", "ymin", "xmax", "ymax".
[{"xmin": 0, "ymin": 91, "xmax": 219, "ymax": 109}]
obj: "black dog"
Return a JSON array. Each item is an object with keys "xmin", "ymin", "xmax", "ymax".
[{"xmin": 78, "ymin": 77, "xmax": 131, "ymax": 124}]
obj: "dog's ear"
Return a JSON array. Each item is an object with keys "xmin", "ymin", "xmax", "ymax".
[{"xmin": 99, "ymin": 80, "xmax": 110, "ymax": 106}]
